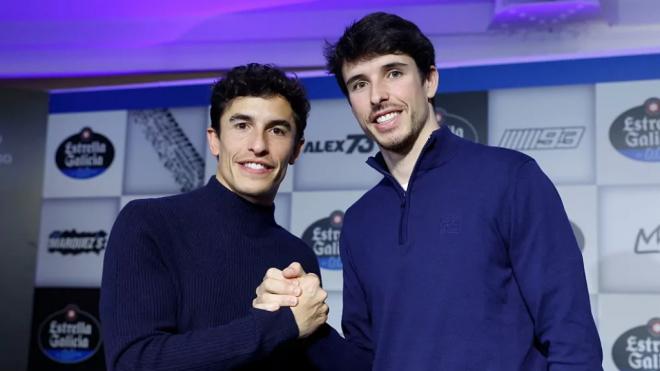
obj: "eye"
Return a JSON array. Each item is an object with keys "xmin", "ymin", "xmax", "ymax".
[
  {"xmin": 387, "ymin": 70, "xmax": 403, "ymax": 79},
  {"xmin": 271, "ymin": 126, "xmax": 289, "ymax": 136},
  {"xmin": 233, "ymin": 122, "xmax": 248, "ymax": 130},
  {"xmin": 350, "ymin": 80, "xmax": 367, "ymax": 92}
]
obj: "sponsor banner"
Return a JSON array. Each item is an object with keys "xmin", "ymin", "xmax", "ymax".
[
  {"xmin": 43, "ymin": 111, "xmax": 127, "ymax": 198},
  {"xmin": 489, "ymin": 85, "xmax": 595, "ymax": 185},
  {"xmin": 599, "ymin": 294, "xmax": 660, "ymax": 371},
  {"xmin": 36, "ymin": 198, "xmax": 119, "ymax": 287},
  {"xmin": 293, "ymin": 99, "xmax": 381, "ymax": 191},
  {"xmin": 600, "ymin": 186, "xmax": 660, "ymax": 293},
  {"xmin": 291, "ymin": 191, "xmax": 367, "ymax": 290},
  {"xmin": 28, "ymin": 288, "xmax": 104, "ymax": 370},
  {"xmin": 434, "ymin": 91, "xmax": 488, "ymax": 145},
  {"xmin": 596, "ymin": 79, "xmax": 660, "ymax": 185},
  {"xmin": 557, "ymin": 185, "xmax": 599, "ymax": 294},
  {"xmin": 123, "ymin": 107, "xmax": 207, "ymax": 195},
  {"xmin": 326, "ymin": 290, "xmax": 344, "ymax": 336}
]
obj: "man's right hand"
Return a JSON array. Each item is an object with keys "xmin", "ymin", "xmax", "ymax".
[{"xmin": 253, "ymin": 262, "xmax": 329, "ymax": 338}]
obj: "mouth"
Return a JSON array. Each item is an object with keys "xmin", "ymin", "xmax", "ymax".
[
  {"xmin": 371, "ymin": 109, "xmax": 402, "ymax": 124},
  {"xmin": 369, "ymin": 109, "xmax": 402, "ymax": 131},
  {"xmin": 237, "ymin": 160, "xmax": 274, "ymax": 174}
]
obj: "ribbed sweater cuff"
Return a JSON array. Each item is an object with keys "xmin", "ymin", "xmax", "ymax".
[{"xmin": 250, "ymin": 307, "xmax": 299, "ymax": 349}]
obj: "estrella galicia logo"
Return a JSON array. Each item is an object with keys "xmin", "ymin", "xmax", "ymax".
[
  {"xmin": 301, "ymin": 210, "xmax": 343, "ymax": 270},
  {"xmin": 47, "ymin": 230, "xmax": 107, "ymax": 255},
  {"xmin": 38, "ymin": 305, "xmax": 102, "ymax": 364},
  {"xmin": 570, "ymin": 220, "xmax": 585, "ymax": 252},
  {"xmin": 55, "ymin": 127, "xmax": 114, "ymax": 179},
  {"xmin": 612, "ymin": 318, "xmax": 660, "ymax": 370},
  {"xmin": 304, "ymin": 134, "xmax": 374, "ymax": 154},
  {"xmin": 610, "ymin": 97, "xmax": 660, "ymax": 162},
  {"xmin": 634, "ymin": 225, "xmax": 660, "ymax": 254},
  {"xmin": 499, "ymin": 126, "xmax": 585, "ymax": 150},
  {"xmin": 436, "ymin": 108, "xmax": 479, "ymax": 143}
]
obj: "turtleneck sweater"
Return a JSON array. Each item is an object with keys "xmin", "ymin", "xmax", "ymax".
[{"xmin": 100, "ymin": 176, "xmax": 323, "ymax": 371}]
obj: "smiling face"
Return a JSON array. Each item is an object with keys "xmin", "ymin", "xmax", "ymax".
[
  {"xmin": 342, "ymin": 54, "xmax": 438, "ymax": 156},
  {"xmin": 207, "ymin": 95, "xmax": 303, "ymax": 205}
]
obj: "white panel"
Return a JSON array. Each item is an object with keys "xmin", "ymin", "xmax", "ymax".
[
  {"xmin": 599, "ymin": 294, "xmax": 660, "ymax": 371},
  {"xmin": 123, "ymin": 107, "xmax": 207, "ymax": 195},
  {"xmin": 599, "ymin": 186, "xmax": 660, "ymax": 293},
  {"xmin": 489, "ymin": 85, "xmax": 595, "ymax": 185},
  {"xmin": 35, "ymin": 198, "xmax": 119, "ymax": 287},
  {"xmin": 326, "ymin": 290, "xmax": 344, "ymax": 337},
  {"xmin": 557, "ymin": 185, "xmax": 599, "ymax": 294},
  {"xmin": 294, "ymin": 99, "xmax": 381, "ymax": 191},
  {"xmin": 596, "ymin": 79, "xmax": 660, "ymax": 185},
  {"xmin": 43, "ymin": 111, "xmax": 127, "ymax": 198}
]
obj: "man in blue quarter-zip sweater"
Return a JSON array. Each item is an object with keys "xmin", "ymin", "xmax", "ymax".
[
  {"xmin": 100, "ymin": 64, "xmax": 343, "ymax": 371},
  {"xmin": 254, "ymin": 12, "xmax": 603, "ymax": 370}
]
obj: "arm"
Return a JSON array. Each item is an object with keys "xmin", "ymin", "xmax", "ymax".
[
  {"xmin": 506, "ymin": 160, "xmax": 602, "ymax": 370},
  {"xmin": 100, "ymin": 201, "xmax": 298, "ymax": 371}
]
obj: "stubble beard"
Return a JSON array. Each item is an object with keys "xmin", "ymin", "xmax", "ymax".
[{"xmin": 377, "ymin": 105, "xmax": 430, "ymax": 155}]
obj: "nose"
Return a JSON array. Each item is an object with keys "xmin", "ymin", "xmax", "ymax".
[
  {"xmin": 370, "ymin": 80, "xmax": 389, "ymax": 105},
  {"xmin": 248, "ymin": 130, "xmax": 268, "ymax": 156}
]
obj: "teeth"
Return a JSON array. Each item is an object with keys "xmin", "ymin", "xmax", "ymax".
[
  {"xmin": 376, "ymin": 112, "xmax": 398, "ymax": 124},
  {"xmin": 244, "ymin": 162, "xmax": 266, "ymax": 170}
]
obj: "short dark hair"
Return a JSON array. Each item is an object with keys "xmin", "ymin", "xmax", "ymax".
[
  {"xmin": 324, "ymin": 12, "xmax": 436, "ymax": 98},
  {"xmin": 210, "ymin": 63, "xmax": 310, "ymax": 142}
]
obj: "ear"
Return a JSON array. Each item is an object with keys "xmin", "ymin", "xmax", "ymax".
[
  {"xmin": 206, "ymin": 128, "xmax": 220, "ymax": 157},
  {"xmin": 289, "ymin": 138, "xmax": 305, "ymax": 165},
  {"xmin": 424, "ymin": 66, "xmax": 439, "ymax": 100}
]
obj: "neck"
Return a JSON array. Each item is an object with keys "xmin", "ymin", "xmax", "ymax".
[{"xmin": 380, "ymin": 113, "xmax": 439, "ymax": 188}]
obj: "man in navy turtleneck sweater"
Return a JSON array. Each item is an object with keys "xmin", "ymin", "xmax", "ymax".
[{"xmin": 100, "ymin": 64, "xmax": 333, "ymax": 370}]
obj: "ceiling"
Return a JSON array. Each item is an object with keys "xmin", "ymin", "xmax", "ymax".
[{"xmin": 1, "ymin": 0, "xmax": 660, "ymax": 89}]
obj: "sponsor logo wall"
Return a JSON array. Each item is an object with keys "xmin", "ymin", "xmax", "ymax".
[{"xmin": 33, "ymin": 78, "xmax": 660, "ymax": 370}]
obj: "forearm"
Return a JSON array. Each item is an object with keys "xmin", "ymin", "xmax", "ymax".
[{"xmin": 104, "ymin": 308, "xmax": 298, "ymax": 371}]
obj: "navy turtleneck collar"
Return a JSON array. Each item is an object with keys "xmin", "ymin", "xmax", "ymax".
[
  {"xmin": 203, "ymin": 176, "xmax": 277, "ymax": 235},
  {"xmin": 366, "ymin": 123, "xmax": 460, "ymax": 177}
]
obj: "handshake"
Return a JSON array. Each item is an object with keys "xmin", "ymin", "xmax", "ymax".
[{"xmin": 253, "ymin": 262, "xmax": 329, "ymax": 338}]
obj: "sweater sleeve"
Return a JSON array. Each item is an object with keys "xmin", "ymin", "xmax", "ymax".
[
  {"xmin": 99, "ymin": 201, "xmax": 299, "ymax": 371},
  {"xmin": 506, "ymin": 160, "xmax": 603, "ymax": 370}
]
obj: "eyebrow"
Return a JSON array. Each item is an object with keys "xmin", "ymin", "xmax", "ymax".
[
  {"xmin": 228, "ymin": 114, "xmax": 253, "ymax": 122},
  {"xmin": 229, "ymin": 114, "xmax": 292, "ymax": 130},
  {"xmin": 345, "ymin": 61, "xmax": 410, "ymax": 87},
  {"xmin": 267, "ymin": 120, "xmax": 293, "ymax": 130}
]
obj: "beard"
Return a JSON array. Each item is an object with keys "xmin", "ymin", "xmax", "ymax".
[{"xmin": 372, "ymin": 104, "xmax": 430, "ymax": 155}]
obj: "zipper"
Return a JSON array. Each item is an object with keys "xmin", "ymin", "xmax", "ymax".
[{"xmin": 367, "ymin": 132, "xmax": 438, "ymax": 247}]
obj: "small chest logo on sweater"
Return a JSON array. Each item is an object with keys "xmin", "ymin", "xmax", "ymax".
[
  {"xmin": 612, "ymin": 318, "xmax": 660, "ymax": 370},
  {"xmin": 37, "ymin": 305, "xmax": 102, "ymax": 364},
  {"xmin": 301, "ymin": 210, "xmax": 343, "ymax": 270},
  {"xmin": 55, "ymin": 127, "xmax": 115, "ymax": 179},
  {"xmin": 610, "ymin": 98, "xmax": 660, "ymax": 162},
  {"xmin": 47, "ymin": 230, "xmax": 107, "ymax": 255},
  {"xmin": 438, "ymin": 217, "xmax": 460, "ymax": 234}
]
